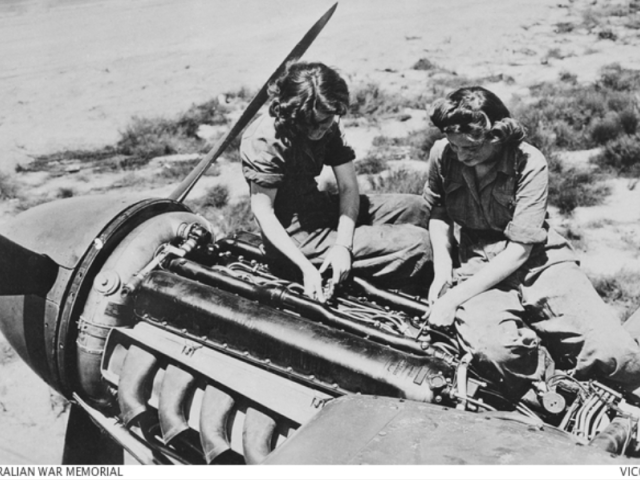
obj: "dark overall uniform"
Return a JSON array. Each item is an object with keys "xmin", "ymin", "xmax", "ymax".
[{"xmin": 241, "ymin": 113, "xmax": 432, "ymax": 289}]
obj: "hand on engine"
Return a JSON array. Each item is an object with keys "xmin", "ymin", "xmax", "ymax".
[
  {"xmin": 301, "ymin": 264, "xmax": 326, "ymax": 303},
  {"xmin": 428, "ymin": 272, "xmax": 453, "ymax": 304},
  {"xmin": 426, "ymin": 292, "xmax": 458, "ymax": 328},
  {"xmin": 319, "ymin": 244, "xmax": 352, "ymax": 286}
]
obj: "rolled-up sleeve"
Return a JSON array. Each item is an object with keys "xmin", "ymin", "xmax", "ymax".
[
  {"xmin": 324, "ymin": 125, "xmax": 356, "ymax": 167},
  {"xmin": 504, "ymin": 145, "xmax": 548, "ymax": 244},
  {"xmin": 423, "ymin": 139, "xmax": 449, "ymax": 222},
  {"xmin": 241, "ymin": 126, "xmax": 287, "ymax": 189}
]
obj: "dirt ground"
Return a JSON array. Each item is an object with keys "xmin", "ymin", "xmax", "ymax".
[{"xmin": 1, "ymin": 0, "xmax": 640, "ymax": 465}]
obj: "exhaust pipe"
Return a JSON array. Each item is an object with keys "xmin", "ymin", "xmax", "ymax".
[
  {"xmin": 117, "ymin": 345, "xmax": 159, "ymax": 427},
  {"xmin": 199, "ymin": 385, "xmax": 236, "ymax": 464},
  {"xmin": 242, "ymin": 407, "xmax": 277, "ymax": 465},
  {"xmin": 158, "ymin": 364, "xmax": 196, "ymax": 444}
]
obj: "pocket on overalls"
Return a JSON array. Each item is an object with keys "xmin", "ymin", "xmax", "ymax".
[
  {"xmin": 490, "ymin": 190, "xmax": 515, "ymax": 228},
  {"xmin": 444, "ymin": 182, "xmax": 466, "ymax": 223}
]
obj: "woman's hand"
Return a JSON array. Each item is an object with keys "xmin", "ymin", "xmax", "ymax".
[
  {"xmin": 427, "ymin": 292, "xmax": 460, "ymax": 328},
  {"xmin": 319, "ymin": 244, "xmax": 352, "ymax": 287},
  {"xmin": 301, "ymin": 264, "xmax": 326, "ymax": 303},
  {"xmin": 428, "ymin": 270, "xmax": 453, "ymax": 304}
]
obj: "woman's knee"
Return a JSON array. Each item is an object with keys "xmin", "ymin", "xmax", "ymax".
[
  {"xmin": 400, "ymin": 227, "xmax": 432, "ymax": 264},
  {"xmin": 396, "ymin": 194, "xmax": 430, "ymax": 225},
  {"xmin": 366, "ymin": 193, "xmax": 430, "ymax": 226}
]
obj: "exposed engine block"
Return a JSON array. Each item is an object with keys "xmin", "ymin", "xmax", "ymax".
[
  {"xmin": 72, "ymin": 217, "xmax": 640, "ymax": 464},
  {"xmin": 2, "ymin": 196, "xmax": 637, "ymax": 465}
]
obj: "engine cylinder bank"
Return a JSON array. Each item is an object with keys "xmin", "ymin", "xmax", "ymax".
[{"xmin": 134, "ymin": 270, "xmax": 452, "ymax": 402}]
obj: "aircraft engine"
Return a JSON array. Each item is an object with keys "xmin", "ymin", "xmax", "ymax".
[
  {"xmin": 0, "ymin": 195, "xmax": 457, "ymax": 464},
  {"xmin": 1, "ymin": 194, "xmax": 638, "ymax": 465}
]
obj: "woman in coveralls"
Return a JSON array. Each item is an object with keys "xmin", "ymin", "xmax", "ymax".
[
  {"xmin": 241, "ymin": 61, "xmax": 433, "ymax": 303},
  {"xmin": 423, "ymin": 86, "xmax": 640, "ymax": 399}
]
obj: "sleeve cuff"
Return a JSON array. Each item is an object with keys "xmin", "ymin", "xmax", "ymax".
[
  {"xmin": 242, "ymin": 167, "xmax": 284, "ymax": 189},
  {"xmin": 429, "ymin": 206, "xmax": 450, "ymax": 222},
  {"xmin": 327, "ymin": 149, "xmax": 356, "ymax": 167},
  {"xmin": 504, "ymin": 221, "xmax": 547, "ymax": 244}
]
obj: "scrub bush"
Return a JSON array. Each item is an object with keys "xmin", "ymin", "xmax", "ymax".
[
  {"xmin": 116, "ymin": 117, "xmax": 198, "ymax": 162},
  {"xmin": 188, "ymin": 184, "xmax": 230, "ymax": 210},
  {"xmin": 406, "ymin": 128, "xmax": 444, "ymax": 162},
  {"xmin": 349, "ymin": 83, "xmax": 407, "ymax": 118},
  {"xmin": 218, "ymin": 197, "xmax": 257, "ymax": 235},
  {"xmin": 0, "ymin": 173, "xmax": 19, "ymax": 200},
  {"xmin": 593, "ymin": 134, "xmax": 640, "ymax": 177},
  {"xmin": 369, "ymin": 169, "xmax": 429, "ymax": 196},
  {"xmin": 589, "ymin": 112, "xmax": 624, "ymax": 145},
  {"xmin": 176, "ymin": 98, "xmax": 228, "ymax": 138},
  {"xmin": 355, "ymin": 155, "xmax": 388, "ymax": 175},
  {"xmin": 29, "ymin": 95, "xmax": 234, "ymax": 170},
  {"xmin": 204, "ymin": 184, "xmax": 230, "ymax": 210},
  {"xmin": 412, "ymin": 58, "xmax": 436, "ymax": 71},
  {"xmin": 56, "ymin": 187, "xmax": 75, "ymax": 198},
  {"xmin": 547, "ymin": 162, "xmax": 610, "ymax": 215},
  {"xmin": 516, "ymin": 65, "xmax": 640, "ymax": 153}
]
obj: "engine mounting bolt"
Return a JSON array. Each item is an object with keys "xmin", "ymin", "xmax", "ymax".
[
  {"xmin": 435, "ymin": 395, "xmax": 442, "ymax": 403},
  {"xmin": 287, "ymin": 367, "xmax": 293, "ymax": 372},
  {"xmin": 309, "ymin": 375, "xmax": 315, "ymax": 380},
  {"xmin": 332, "ymin": 383, "xmax": 338, "ymax": 388},
  {"xmin": 222, "ymin": 343, "xmax": 228, "ymax": 349},
  {"xmin": 243, "ymin": 351, "xmax": 249, "ymax": 356},
  {"xmin": 265, "ymin": 359, "xmax": 271, "ymax": 364}
]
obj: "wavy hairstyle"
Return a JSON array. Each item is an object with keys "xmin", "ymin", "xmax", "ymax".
[
  {"xmin": 267, "ymin": 61, "xmax": 349, "ymax": 141},
  {"xmin": 430, "ymin": 86, "xmax": 525, "ymax": 146}
]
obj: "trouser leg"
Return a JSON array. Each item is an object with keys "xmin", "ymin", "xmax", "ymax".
[
  {"xmin": 297, "ymin": 223, "xmax": 432, "ymax": 288},
  {"xmin": 521, "ymin": 262, "xmax": 640, "ymax": 391},
  {"xmin": 291, "ymin": 193, "xmax": 432, "ymax": 288},
  {"xmin": 358, "ymin": 193, "xmax": 430, "ymax": 228},
  {"xmin": 455, "ymin": 288, "xmax": 541, "ymax": 400}
]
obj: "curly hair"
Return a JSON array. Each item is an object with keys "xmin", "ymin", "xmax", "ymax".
[
  {"xmin": 430, "ymin": 86, "xmax": 525, "ymax": 146},
  {"xmin": 267, "ymin": 61, "xmax": 349, "ymax": 141}
]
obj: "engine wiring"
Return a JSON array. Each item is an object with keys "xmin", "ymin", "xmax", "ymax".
[{"xmin": 209, "ymin": 243, "xmax": 640, "ymax": 455}]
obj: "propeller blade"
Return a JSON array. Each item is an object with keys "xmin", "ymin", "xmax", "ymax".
[{"xmin": 0, "ymin": 234, "xmax": 58, "ymax": 296}]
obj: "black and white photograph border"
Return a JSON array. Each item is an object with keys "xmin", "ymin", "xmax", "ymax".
[{"xmin": 1, "ymin": 0, "xmax": 640, "ymax": 476}]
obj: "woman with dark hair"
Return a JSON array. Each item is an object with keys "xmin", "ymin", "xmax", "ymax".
[
  {"xmin": 241, "ymin": 61, "xmax": 432, "ymax": 302},
  {"xmin": 423, "ymin": 86, "xmax": 640, "ymax": 399}
]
